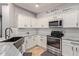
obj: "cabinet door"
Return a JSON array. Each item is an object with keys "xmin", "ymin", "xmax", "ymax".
[
  {"xmin": 30, "ymin": 36, "xmax": 36, "ymax": 47},
  {"xmin": 35, "ymin": 35, "xmax": 41, "ymax": 46},
  {"xmin": 77, "ymin": 11, "xmax": 79, "ymax": 27},
  {"xmin": 38, "ymin": 17, "xmax": 49, "ymax": 28},
  {"xmin": 25, "ymin": 16, "xmax": 31, "ymax": 28},
  {"xmin": 63, "ymin": 12, "xmax": 77, "ymax": 28},
  {"xmin": 18, "ymin": 14, "xmax": 26, "ymax": 28},
  {"xmin": 40, "ymin": 36, "xmax": 47, "ymax": 49},
  {"xmin": 42, "ymin": 17, "xmax": 49, "ymax": 28},
  {"xmin": 75, "ymin": 47, "xmax": 79, "ymax": 56},
  {"xmin": 62, "ymin": 43, "xmax": 74, "ymax": 56},
  {"xmin": 30, "ymin": 17, "xmax": 37, "ymax": 28}
]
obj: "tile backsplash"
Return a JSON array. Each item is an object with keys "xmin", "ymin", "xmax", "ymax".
[
  {"xmin": 63, "ymin": 28, "xmax": 79, "ymax": 38},
  {"xmin": 13, "ymin": 27, "xmax": 79, "ymax": 40},
  {"xmin": 16, "ymin": 27, "xmax": 63, "ymax": 36}
]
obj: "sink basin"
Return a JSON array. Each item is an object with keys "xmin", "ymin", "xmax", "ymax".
[{"xmin": 2, "ymin": 37, "xmax": 23, "ymax": 42}]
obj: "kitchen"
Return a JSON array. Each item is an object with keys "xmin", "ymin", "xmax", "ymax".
[{"xmin": 0, "ymin": 3, "xmax": 79, "ymax": 56}]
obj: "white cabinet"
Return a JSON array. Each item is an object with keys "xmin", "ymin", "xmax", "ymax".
[
  {"xmin": 30, "ymin": 17, "xmax": 37, "ymax": 28},
  {"xmin": 24, "ymin": 16, "xmax": 31, "ymax": 28},
  {"xmin": 40, "ymin": 36, "xmax": 47, "ymax": 49},
  {"xmin": 63, "ymin": 11, "xmax": 78, "ymax": 28},
  {"xmin": 18, "ymin": 14, "xmax": 26, "ymax": 28},
  {"xmin": 35, "ymin": 35, "xmax": 47, "ymax": 49},
  {"xmin": 24, "ymin": 36, "xmax": 36, "ymax": 50},
  {"xmin": 62, "ymin": 40, "xmax": 79, "ymax": 56},
  {"xmin": 75, "ymin": 47, "xmax": 79, "ymax": 56},
  {"xmin": 38, "ymin": 17, "xmax": 49, "ymax": 28},
  {"xmin": 18, "ymin": 14, "xmax": 49, "ymax": 28},
  {"xmin": 24, "ymin": 35, "xmax": 47, "ymax": 50},
  {"xmin": 18, "ymin": 14, "xmax": 31, "ymax": 28},
  {"xmin": 18, "ymin": 14, "xmax": 36, "ymax": 28},
  {"xmin": 62, "ymin": 43, "xmax": 74, "ymax": 56}
]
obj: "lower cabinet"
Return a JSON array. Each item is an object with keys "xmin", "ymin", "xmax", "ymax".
[
  {"xmin": 24, "ymin": 36, "xmax": 36, "ymax": 50},
  {"xmin": 34, "ymin": 35, "xmax": 47, "ymax": 49},
  {"xmin": 62, "ymin": 43, "xmax": 74, "ymax": 56},
  {"xmin": 62, "ymin": 40, "xmax": 79, "ymax": 56},
  {"xmin": 23, "ymin": 35, "xmax": 47, "ymax": 50},
  {"xmin": 74, "ymin": 46, "xmax": 79, "ymax": 56},
  {"xmin": 40, "ymin": 36, "xmax": 47, "ymax": 49}
]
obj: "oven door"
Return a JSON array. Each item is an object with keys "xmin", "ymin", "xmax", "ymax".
[{"xmin": 47, "ymin": 39, "xmax": 60, "ymax": 49}]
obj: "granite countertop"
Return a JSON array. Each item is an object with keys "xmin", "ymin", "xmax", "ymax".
[
  {"xmin": 0, "ymin": 36, "xmax": 23, "ymax": 56},
  {"xmin": 0, "ymin": 43, "xmax": 22, "ymax": 56},
  {"xmin": 62, "ymin": 37, "xmax": 79, "ymax": 42},
  {"xmin": 0, "ymin": 37, "xmax": 6, "ymax": 41}
]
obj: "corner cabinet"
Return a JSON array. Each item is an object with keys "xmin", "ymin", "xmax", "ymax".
[
  {"xmin": 35, "ymin": 35, "xmax": 47, "ymax": 49},
  {"xmin": 23, "ymin": 35, "xmax": 47, "ymax": 50}
]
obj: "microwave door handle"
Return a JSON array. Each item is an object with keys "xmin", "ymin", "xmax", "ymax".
[{"xmin": 58, "ymin": 20, "xmax": 59, "ymax": 26}]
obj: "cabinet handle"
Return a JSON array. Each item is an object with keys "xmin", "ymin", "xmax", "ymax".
[
  {"xmin": 72, "ymin": 47, "xmax": 74, "ymax": 56},
  {"xmin": 76, "ymin": 48, "xmax": 77, "ymax": 56},
  {"xmin": 41, "ymin": 25, "xmax": 44, "ymax": 27},
  {"xmin": 30, "ymin": 25, "xmax": 32, "ymax": 27},
  {"xmin": 76, "ymin": 48, "xmax": 77, "ymax": 52},
  {"xmin": 76, "ymin": 23, "xmax": 78, "ymax": 27}
]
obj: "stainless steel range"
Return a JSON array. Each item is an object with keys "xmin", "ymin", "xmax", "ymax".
[
  {"xmin": 47, "ymin": 36, "xmax": 62, "ymax": 56},
  {"xmin": 47, "ymin": 31, "xmax": 64, "ymax": 56}
]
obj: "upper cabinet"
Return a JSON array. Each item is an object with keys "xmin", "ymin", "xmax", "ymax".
[
  {"xmin": 18, "ymin": 14, "xmax": 36, "ymax": 28},
  {"xmin": 63, "ymin": 11, "xmax": 78, "ymax": 28},
  {"xmin": 18, "ymin": 14, "xmax": 49, "ymax": 28},
  {"xmin": 18, "ymin": 7, "xmax": 79, "ymax": 28},
  {"xmin": 30, "ymin": 17, "xmax": 37, "ymax": 28},
  {"xmin": 18, "ymin": 14, "xmax": 26, "ymax": 28},
  {"xmin": 37, "ymin": 17, "xmax": 49, "ymax": 28}
]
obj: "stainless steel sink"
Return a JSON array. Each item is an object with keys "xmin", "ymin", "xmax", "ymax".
[{"xmin": 2, "ymin": 37, "xmax": 23, "ymax": 42}]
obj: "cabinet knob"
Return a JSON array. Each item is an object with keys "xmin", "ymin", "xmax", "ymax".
[
  {"xmin": 76, "ymin": 48, "xmax": 77, "ymax": 53},
  {"xmin": 30, "ymin": 25, "xmax": 32, "ymax": 27},
  {"xmin": 41, "ymin": 25, "xmax": 44, "ymax": 27},
  {"xmin": 72, "ymin": 47, "xmax": 74, "ymax": 56},
  {"xmin": 76, "ymin": 23, "xmax": 78, "ymax": 27}
]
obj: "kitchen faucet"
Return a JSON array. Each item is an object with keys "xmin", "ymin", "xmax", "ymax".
[{"xmin": 5, "ymin": 27, "xmax": 13, "ymax": 39}]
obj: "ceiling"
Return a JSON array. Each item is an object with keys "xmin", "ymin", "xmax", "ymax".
[{"xmin": 15, "ymin": 3, "xmax": 63, "ymax": 14}]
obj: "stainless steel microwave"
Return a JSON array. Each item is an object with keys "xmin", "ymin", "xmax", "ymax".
[{"xmin": 49, "ymin": 20, "xmax": 62, "ymax": 27}]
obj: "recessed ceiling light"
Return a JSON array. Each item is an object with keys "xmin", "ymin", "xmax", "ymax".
[{"xmin": 35, "ymin": 4, "xmax": 39, "ymax": 8}]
